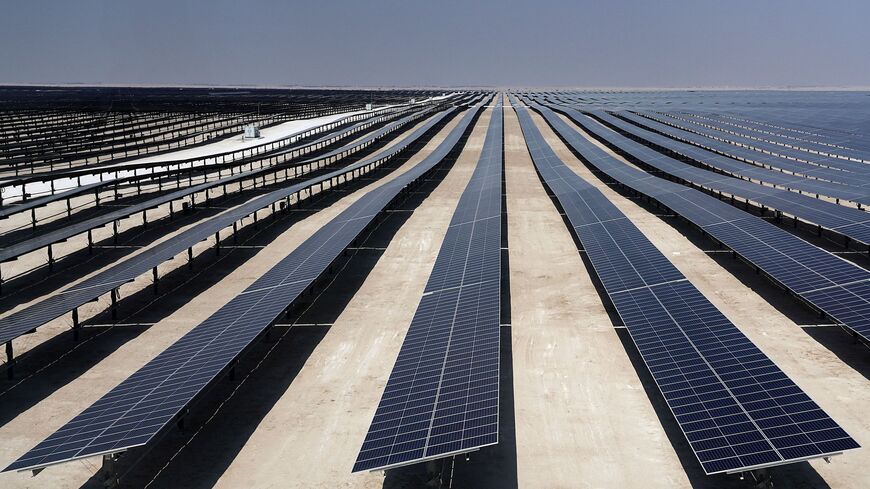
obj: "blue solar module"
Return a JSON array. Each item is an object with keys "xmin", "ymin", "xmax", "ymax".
[
  {"xmin": 3, "ymin": 99, "xmax": 487, "ymax": 473},
  {"xmin": 535, "ymin": 102, "xmax": 870, "ymax": 246},
  {"xmin": 521, "ymin": 96, "xmax": 870, "ymax": 344},
  {"xmin": 0, "ymin": 107, "xmax": 435, "ymax": 265},
  {"xmin": 511, "ymin": 97, "xmax": 860, "ymax": 475},
  {"xmin": 550, "ymin": 95, "xmax": 870, "ymax": 205},
  {"xmin": 0, "ymin": 105, "xmax": 447, "ymax": 348},
  {"xmin": 354, "ymin": 99, "xmax": 503, "ymax": 472},
  {"xmin": 675, "ymin": 112, "xmax": 870, "ymax": 164},
  {"xmin": 631, "ymin": 112, "xmax": 870, "ymax": 189},
  {"xmin": 654, "ymin": 112, "xmax": 870, "ymax": 174},
  {"xmin": 597, "ymin": 110, "xmax": 870, "ymax": 206}
]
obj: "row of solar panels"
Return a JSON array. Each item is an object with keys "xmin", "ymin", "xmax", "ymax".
[
  {"xmin": 631, "ymin": 112, "xmax": 870, "ymax": 197},
  {"xmin": 668, "ymin": 112, "xmax": 869, "ymax": 164},
  {"xmin": 0, "ymin": 105, "xmax": 413, "ymax": 218},
  {"xmin": 354, "ymin": 99, "xmax": 504, "ymax": 472},
  {"xmin": 0, "ymin": 104, "xmax": 439, "ymax": 269},
  {"xmin": 0, "ymin": 100, "xmax": 463, "ymax": 346},
  {"xmin": 4, "ymin": 96, "xmax": 488, "ymax": 473},
  {"xmin": 546, "ymin": 94, "xmax": 870, "ymax": 206},
  {"xmin": 524, "ymin": 97, "xmax": 870, "ymax": 345},
  {"xmin": 0, "ymin": 99, "xmax": 431, "ymax": 206},
  {"xmin": 527, "ymin": 98, "xmax": 870, "ymax": 246},
  {"xmin": 512, "ymin": 95, "xmax": 859, "ymax": 475},
  {"xmin": 657, "ymin": 112, "xmax": 870, "ymax": 168}
]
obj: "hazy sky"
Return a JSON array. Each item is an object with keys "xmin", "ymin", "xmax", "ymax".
[{"xmin": 1, "ymin": 0, "xmax": 868, "ymax": 87}]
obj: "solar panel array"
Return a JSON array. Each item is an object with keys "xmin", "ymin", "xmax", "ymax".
[
  {"xmin": 546, "ymin": 93, "xmax": 870, "ymax": 206},
  {"xmin": 589, "ymin": 109, "xmax": 870, "ymax": 207},
  {"xmin": 650, "ymin": 112, "xmax": 870, "ymax": 174},
  {"xmin": 511, "ymin": 97, "xmax": 860, "ymax": 475},
  {"xmin": 532, "ymin": 100, "xmax": 870, "ymax": 246},
  {"xmin": 670, "ymin": 112, "xmax": 869, "ymax": 164},
  {"xmin": 522, "ymin": 97, "xmax": 870, "ymax": 346},
  {"xmin": 0, "ymin": 106, "xmax": 449, "ymax": 347},
  {"xmin": 3, "ymin": 99, "xmax": 487, "ymax": 473},
  {"xmin": 616, "ymin": 111, "xmax": 870, "ymax": 205},
  {"xmin": 682, "ymin": 112, "xmax": 869, "ymax": 161},
  {"xmin": 354, "ymin": 100, "xmax": 503, "ymax": 472},
  {"xmin": 0, "ymin": 106, "xmax": 434, "ymax": 265}
]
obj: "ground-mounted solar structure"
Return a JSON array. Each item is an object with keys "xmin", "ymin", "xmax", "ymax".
[{"xmin": 0, "ymin": 88, "xmax": 867, "ymax": 489}]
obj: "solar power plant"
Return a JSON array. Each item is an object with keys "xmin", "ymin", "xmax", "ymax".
[
  {"xmin": 1, "ymin": 87, "xmax": 869, "ymax": 489},
  {"xmin": 354, "ymin": 99, "xmax": 503, "ymax": 472}
]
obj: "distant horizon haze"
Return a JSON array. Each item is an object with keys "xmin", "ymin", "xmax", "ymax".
[{"xmin": 1, "ymin": 1, "xmax": 868, "ymax": 88}]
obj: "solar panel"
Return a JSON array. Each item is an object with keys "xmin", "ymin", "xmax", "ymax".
[
  {"xmin": 523, "ymin": 97, "xmax": 870, "ymax": 344},
  {"xmin": 3, "ymin": 99, "xmax": 488, "ymax": 473},
  {"xmin": 354, "ymin": 99, "xmax": 503, "ymax": 472},
  {"xmin": 651, "ymin": 112, "xmax": 870, "ymax": 175},
  {"xmin": 674, "ymin": 112, "xmax": 869, "ymax": 164},
  {"xmin": 0, "ymin": 107, "xmax": 435, "ymax": 265},
  {"xmin": 0, "ymin": 105, "xmax": 447, "ymax": 348},
  {"xmin": 542, "ymin": 103, "xmax": 870, "ymax": 246},
  {"xmin": 511, "ymin": 96, "xmax": 859, "ymax": 475},
  {"xmin": 620, "ymin": 112, "xmax": 870, "ymax": 197}
]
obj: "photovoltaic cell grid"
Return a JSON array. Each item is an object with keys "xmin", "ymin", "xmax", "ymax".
[
  {"xmin": 354, "ymin": 100, "xmax": 503, "ymax": 472},
  {"xmin": 652, "ymin": 112, "xmax": 870, "ymax": 174},
  {"xmin": 0, "ymin": 105, "xmax": 446, "ymax": 348},
  {"xmin": 531, "ymin": 99, "xmax": 870, "ymax": 245},
  {"xmin": 673, "ymin": 112, "xmax": 870, "ymax": 164},
  {"xmin": 628, "ymin": 111, "xmax": 870, "ymax": 192},
  {"xmin": 4, "ymin": 99, "xmax": 486, "ymax": 473},
  {"xmin": 512, "ymin": 97, "xmax": 859, "ymax": 475},
  {"xmin": 524, "ymin": 97, "xmax": 870, "ymax": 344},
  {"xmin": 591, "ymin": 109, "xmax": 870, "ymax": 207},
  {"xmin": 0, "ymin": 105, "xmax": 432, "ymax": 265},
  {"xmin": 552, "ymin": 95, "xmax": 870, "ymax": 205}
]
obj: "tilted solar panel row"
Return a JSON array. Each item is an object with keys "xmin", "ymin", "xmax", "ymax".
[
  {"xmin": 511, "ymin": 97, "xmax": 859, "ymax": 475},
  {"xmin": 537, "ymin": 102, "xmax": 870, "ymax": 246},
  {"xmin": 3, "ymin": 98, "xmax": 487, "ymax": 474},
  {"xmin": 616, "ymin": 111, "xmax": 870, "ymax": 204},
  {"xmin": 700, "ymin": 112, "xmax": 868, "ymax": 153},
  {"xmin": 0, "ymin": 105, "xmax": 458, "ymax": 348},
  {"xmin": 587, "ymin": 108, "xmax": 870, "ymax": 207},
  {"xmin": 521, "ymin": 97, "xmax": 870, "ymax": 344},
  {"xmin": 674, "ymin": 112, "xmax": 869, "ymax": 163},
  {"xmin": 661, "ymin": 112, "xmax": 870, "ymax": 167},
  {"xmin": 0, "ymin": 107, "xmax": 411, "ymax": 220},
  {"xmin": 354, "ymin": 99, "xmax": 504, "ymax": 472},
  {"xmin": 638, "ymin": 112, "xmax": 870, "ymax": 184},
  {"xmin": 0, "ymin": 100, "xmax": 428, "ymax": 207},
  {"xmin": 553, "ymin": 95, "xmax": 870, "ymax": 198},
  {"xmin": 0, "ymin": 105, "xmax": 438, "ymax": 265}
]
